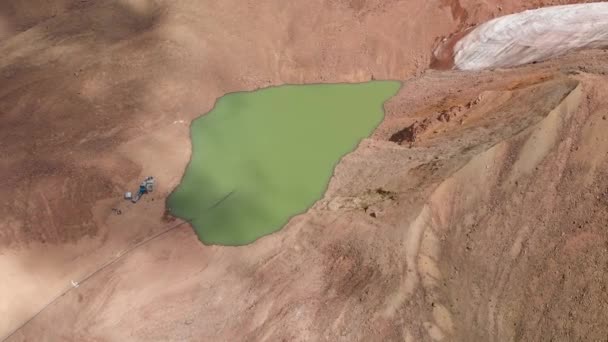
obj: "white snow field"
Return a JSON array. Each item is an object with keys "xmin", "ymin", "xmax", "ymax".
[{"xmin": 454, "ymin": 3, "xmax": 608, "ymax": 71}]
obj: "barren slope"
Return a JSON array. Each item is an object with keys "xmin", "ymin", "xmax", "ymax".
[{"xmin": 2, "ymin": 0, "xmax": 608, "ymax": 341}]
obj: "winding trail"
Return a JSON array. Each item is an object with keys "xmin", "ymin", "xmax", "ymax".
[{"xmin": 1, "ymin": 219, "xmax": 191, "ymax": 342}]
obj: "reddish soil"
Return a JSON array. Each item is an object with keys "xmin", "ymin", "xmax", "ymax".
[
  {"xmin": 430, "ymin": 28, "xmax": 473, "ymax": 70},
  {"xmin": 2, "ymin": 1, "xmax": 608, "ymax": 341}
]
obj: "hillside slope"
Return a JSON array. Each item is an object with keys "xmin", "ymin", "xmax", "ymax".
[{"xmin": 2, "ymin": 0, "xmax": 606, "ymax": 341}]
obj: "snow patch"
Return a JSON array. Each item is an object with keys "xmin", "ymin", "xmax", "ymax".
[{"xmin": 454, "ymin": 3, "xmax": 608, "ymax": 70}]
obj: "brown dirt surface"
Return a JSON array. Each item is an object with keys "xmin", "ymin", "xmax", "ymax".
[{"xmin": 2, "ymin": 0, "xmax": 608, "ymax": 341}]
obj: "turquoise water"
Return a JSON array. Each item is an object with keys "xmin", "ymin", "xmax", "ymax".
[{"xmin": 168, "ymin": 81, "xmax": 401, "ymax": 245}]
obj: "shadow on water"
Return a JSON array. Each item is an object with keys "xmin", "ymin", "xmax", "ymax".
[
  {"xmin": 167, "ymin": 145, "xmax": 275, "ymax": 246},
  {"xmin": 167, "ymin": 89, "xmax": 285, "ymax": 245},
  {"xmin": 168, "ymin": 82, "xmax": 401, "ymax": 246}
]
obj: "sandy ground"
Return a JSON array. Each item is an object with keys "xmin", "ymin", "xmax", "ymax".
[{"xmin": 2, "ymin": 0, "xmax": 608, "ymax": 341}]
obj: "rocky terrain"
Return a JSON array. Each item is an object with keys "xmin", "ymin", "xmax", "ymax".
[{"xmin": 2, "ymin": 0, "xmax": 608, "ymax": 341}]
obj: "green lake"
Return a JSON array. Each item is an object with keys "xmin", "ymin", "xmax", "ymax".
[{"xmin": 168, "ymin": 81, "xmax": 401, "ymax": 245}]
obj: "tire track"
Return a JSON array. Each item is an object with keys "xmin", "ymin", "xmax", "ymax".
[{"xmin": 2, "ymin": 218, "xmax": 192, "ymax": 342}]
